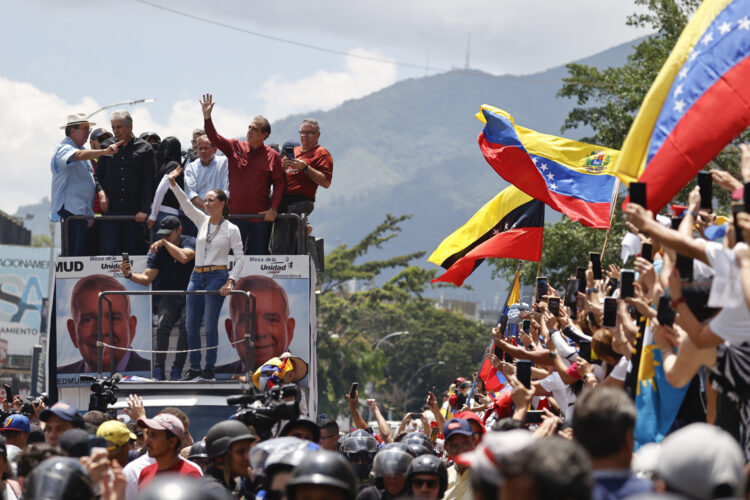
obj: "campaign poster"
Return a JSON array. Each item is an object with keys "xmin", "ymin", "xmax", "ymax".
[
  {"xmin": 0, "ymin": 245, "xmax": 50, "ymax": 398},
  {"xmin": 55, "ymin": 256, "xmax": 151, "ymax": 386},
  {"xmin": 215, "ymin": 255, "xmax": 317, "ymax": 416}
]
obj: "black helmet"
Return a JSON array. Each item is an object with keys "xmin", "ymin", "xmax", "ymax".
[
  {"xmin": 402, "ymin": 433, "xmax": 435, "ymax": 457},
  {"xmin": 265, "ymin": 442, "xmax": 319, "ymax": 484},
  {"xmin": 23, "ymin": 456, "xmax": 95, "ymax": 500},
  {"xmin": 406, "ymin": 454, "xmax": 448, "ymax": 499},
  {"xmin": 134, "ymin": 475, "xmax": 231, "ymax": 500},
  {"xmin": 286, "ymin": 450, "xmax": 357, "ymax": 500},
  {"xmin": 205, "ymin": 420, "xmax": 257, "ymax": 459},
  {"xmin": 279, "ymin": 417, "xmax": 321, "ymax": 442},
  {"xmin": 188, "ymin": 440, "xmax": 208, "ymax": 460},
  {"xmin": 340, "ymin": 430, "xmax": 378, "ymax": 480},
  {"xmin": 340, "ymin": 430, "xmax": 378, "ymax": 455},
  {"xmin": 380, "ymin": 441, "xmax": 416, "ymax": 457},
  {"xmin": 372, "ymin": 447, "xmax": 413, "ymax": 479}
]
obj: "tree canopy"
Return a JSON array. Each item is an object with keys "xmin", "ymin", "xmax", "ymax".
[{"xmin": 316, "ymin": 215, "xmax": 490, "ymax": 418}]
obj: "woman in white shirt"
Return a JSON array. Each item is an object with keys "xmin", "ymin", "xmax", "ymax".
[{"xmin": 168, "ymin": 166, "xmax": 244, "ymax": 381}]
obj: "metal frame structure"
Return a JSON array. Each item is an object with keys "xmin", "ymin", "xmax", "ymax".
[{"xmin": 96, "ymin": 289, "xmax": 256, "ymax": 378}]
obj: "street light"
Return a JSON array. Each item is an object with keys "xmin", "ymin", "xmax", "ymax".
[
  {"xmin": 373, "ymin": 331, "xmax": 409, "ymax": 351},
  {"xmin": 86, "ymin": 98, "xmax": 156, "ymax": 119},
  {"xmin": 403, "ymin": 360, "xmax": 445, "ymax": 412}
]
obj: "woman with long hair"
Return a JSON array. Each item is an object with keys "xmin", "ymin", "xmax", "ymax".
[{"xmin": 168, "ymin": 165, "xmax": 244, "ymax": 381}]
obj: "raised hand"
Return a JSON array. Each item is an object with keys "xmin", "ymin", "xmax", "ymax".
[{"xmin": 200, "ymin": 93, "xmax": 215, "ymax": 120}]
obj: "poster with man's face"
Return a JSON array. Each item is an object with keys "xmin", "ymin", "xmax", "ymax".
[
  {"xmin": 214, "ymin": 255, "xmax": 312, "ymax": 379},
  {"xmin": 55, "ymin": 256, "xmax": 151, "ymax": 386}
]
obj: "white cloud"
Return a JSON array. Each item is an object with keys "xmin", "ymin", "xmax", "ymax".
[
  {"xmin": 257, "ymin": 48, "xmax": 397, "ymax": 120},
  {"xmin": 0, "ymin": 78, "xmax": 253, "ymax": 215}
]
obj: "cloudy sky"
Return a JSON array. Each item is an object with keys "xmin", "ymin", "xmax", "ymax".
[{"xmin": 0, "ymin": 0, "xmax": 648, "ymax": 215}]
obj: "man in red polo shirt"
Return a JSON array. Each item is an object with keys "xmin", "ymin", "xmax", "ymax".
[
  {"xmin": 200, "ymin": 93, "xmax": 285, "ymax": 255},
  {"xmin": 271, "ymin": 118, "xmax": 333, "ymax": 254},
  {"xmin": 137, "ymin": 413, "xmax": 201, "ymax": 489}
]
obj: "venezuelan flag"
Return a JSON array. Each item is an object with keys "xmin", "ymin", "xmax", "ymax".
[
  {"xmin": 429, "ymin": 185, "xmax": 544, "ymax": 287},
  {"xmin": 616, "ymin": 0, "xmax": 750, "ymax": 211},
  {"xmin": 634, "ymin": 328, "xmax": 690, "ymax": 448},
  {"xmin": 476, "ymin": 105, "xmax": 620, "ymax": 229},
  {"xmin": 477, "ymin": 272, "xmax": 521, "ymax": 392}
]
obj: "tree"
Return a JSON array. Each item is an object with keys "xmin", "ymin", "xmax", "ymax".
[
  {"xmin": 491, "ymin": 0, "xmax": 746, "ymax": 287},
  {"xmin": 316, "ymin": 215, "xmax": 490, "ymax": 418},
  {"xmin": 31, "ymin": 234, "xmax": 51, "ymax": 247}
]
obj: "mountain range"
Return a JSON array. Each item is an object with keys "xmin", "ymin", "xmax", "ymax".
[{"xmin": 15, "ymin": 39, "xmax": 636, "ymax": 309}]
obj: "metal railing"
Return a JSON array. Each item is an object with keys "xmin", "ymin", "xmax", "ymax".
[
  {"xmin": 230, "ymin": 212, "xmax": 308, "ymax": 255},
  {"xmin": 97, "ymin": 290, "xmax": 256, "ymax": 378},
  {"xmin": 61, "ymin": 212, "xmax": 308, "ymax": 256}
]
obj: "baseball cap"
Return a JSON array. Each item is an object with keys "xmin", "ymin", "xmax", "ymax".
[
  {"xmin": 454, "ymin": 430, "xmax": 534, "ymax": 485},
  {"xmin": 90, "ymin": 128, "xmax": 112, "ymax": 141},
  {"xmin": 654, "ymin": 423, "xmax": 745, "ymax": 500},
  {"xmin": 442, "ymin": 419, "xmax": 473, "ymax": 441},
  {"xmin": 138, "ymin": 414, "xmax": 185, "ymax": 440},
  {"xmin": 59, "ymin": 429, "xmax": 108, "ymax": 458},
  {"xmin": 97, "ymin": 420, "xmax": 137, "ymax": 449},
  {"xmin": 156, "ymin": 215, "xmax": 182, "ymax": 235},
  {"xmin": 1, "ymin": 414, "xmax": 30, "ymax": 433},
  {"xmin": 453, "ymin": 411, "xmax": 486, "ymax": 435},
  {"xmin": 40, "ymin": 401, "xmax": 81, "ymax": 424}
]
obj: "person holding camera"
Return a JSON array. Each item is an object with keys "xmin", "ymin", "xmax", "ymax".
[
  {"xmin": 271, "ymin": 119, "xmax": 333, "ymax": 254},
  {"xmin": 167, "ymin": 165, "xmax": 244, "ymax": 382}
]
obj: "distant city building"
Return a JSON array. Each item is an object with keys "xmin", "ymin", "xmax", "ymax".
[
  {"xmin": 0, "ymin": 210, "xmax": 31, "ymax": 245},
  {"xmin": 432, "ymin": 295, "xmax": 479, "ymax": 321}
]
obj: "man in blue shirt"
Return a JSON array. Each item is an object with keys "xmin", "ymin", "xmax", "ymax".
[
  {"xmin": 50, "ymin": 113, "xmax": 123, "ymax": 256},
  {"xmin": 120, "ymin": 216, "xmax": 196, "ymax": 380},
  {"xmin": 183, "ymin": 135, "xmax": 229, "ymax": 211}
]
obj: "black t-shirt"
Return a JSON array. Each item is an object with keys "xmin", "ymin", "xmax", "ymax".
[{"xmin": 146, "ymin": 235, "xmax": 195, "ymax": 290}]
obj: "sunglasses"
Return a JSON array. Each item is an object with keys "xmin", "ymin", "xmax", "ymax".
[{"xmin": 411, "ymin": 478, "xmax": 439, "ymax": 489}]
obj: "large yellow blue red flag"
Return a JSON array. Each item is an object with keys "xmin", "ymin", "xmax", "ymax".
[
  {"xmin": 429, "ymin": 185, "xmax": 544, "ymax": 286},
  {"xmin": 616, "ymin": 0, "xmax": 750, "ymax": 211},
  {"xmin": 476, "ymin": 105, "xmax": 620, "ymax": 229}
]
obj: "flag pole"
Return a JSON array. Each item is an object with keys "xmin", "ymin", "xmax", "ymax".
[
  {"xmin": 467, "ymin": 261, "xmax": 522, "ymax": 401},
  {"xmin": 600, "ymin": 178, "xmax": 621, "ymax": 256}
]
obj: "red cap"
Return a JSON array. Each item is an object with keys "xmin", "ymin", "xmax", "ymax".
[
  {"xmin": 454, "ymin": 410, "xmax": 486, "ymax": 435},
  {"xmin": 448, "ymin": 394, "xmax": 458, "ymax": 407}
]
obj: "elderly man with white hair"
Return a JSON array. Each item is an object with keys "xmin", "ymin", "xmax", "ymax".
[{"xmin": 94, "ymin": 109, "xmax": 156, "ymax": 255}]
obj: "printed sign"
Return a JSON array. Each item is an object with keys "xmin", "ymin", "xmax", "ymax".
[{"xmin": 55, "ymin": 255, "xmax": 151, "ymax": 386}]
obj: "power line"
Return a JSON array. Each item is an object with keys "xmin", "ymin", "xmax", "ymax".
[{"xmin": 133, "ymin": 0, "xmax": 649, "ymax": 90}]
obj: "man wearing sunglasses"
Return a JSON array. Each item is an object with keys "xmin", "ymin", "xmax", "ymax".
[
  {"xmin": 51, "ymin": 113, "xmax": 123, "ymax": 256},
  {"xmin": 271, "ymin": 118, "xmax": 333, "ymax": 254},
  {"xmin": 406, "ymin": 455, "xmax": 448, "ymax": 500}
]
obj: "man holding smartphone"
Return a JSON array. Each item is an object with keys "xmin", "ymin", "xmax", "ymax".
[
  {"xmin": 271, "ymin": 118, "xmax": 334, "ymax": 254},
  {"xmin": 120, "ymin": 216, "xmax": 196, "ymax": 381}
]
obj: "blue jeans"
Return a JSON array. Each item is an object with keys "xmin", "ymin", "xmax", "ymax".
[{"xmin": 185, "ymin": 269, "xmax": 227, "ymax": 370}]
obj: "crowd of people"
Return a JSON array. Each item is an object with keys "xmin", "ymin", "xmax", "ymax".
[
  {"xmin": 50, "ymin": 93, "xmax": 333, "ymax": 257},
  {"xmin": 39, "ymin": 92, "xmax": 750, "ymax": 498}
]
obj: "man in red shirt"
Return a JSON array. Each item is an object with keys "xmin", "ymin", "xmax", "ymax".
[
  {"xmin": 200, "ymin": 93, "xmax": 284, "ymax": 255},
  {"xmin": 137, "ymin": 413, "xmax": 201, "ymax": 489},
  {"xmin": 271, "ymin": 118, "xmax": 333, "ymax": 254}
]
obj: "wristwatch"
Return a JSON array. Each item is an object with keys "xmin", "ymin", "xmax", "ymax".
[
  {"xmin": 549, "ymin": 350, "xmax": 558, "ymax": 359},
  {"xmin": 301, "ymin": 163, "xmax": 309, "ymax": 173}
]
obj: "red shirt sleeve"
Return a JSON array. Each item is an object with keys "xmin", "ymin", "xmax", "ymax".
[{"xmin": 204, "ymin": 118, "xmax": 237, "ymax": 159}]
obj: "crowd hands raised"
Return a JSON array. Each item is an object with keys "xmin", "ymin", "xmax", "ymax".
[{"xmin": 52, "ymin": 93, "xmax": 333, "ymax": 257}]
